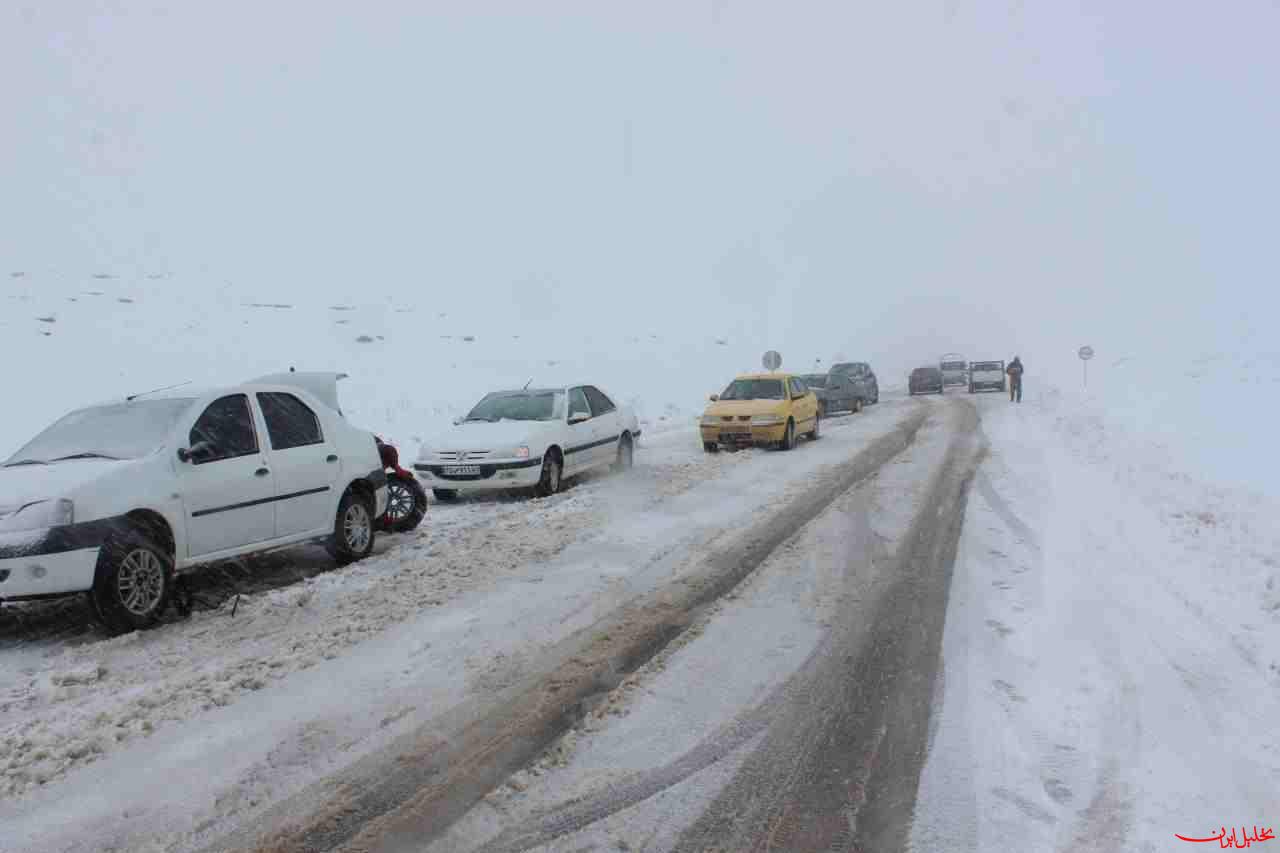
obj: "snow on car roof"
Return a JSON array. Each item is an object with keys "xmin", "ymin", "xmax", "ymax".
[{"xmin": 76, "ymin": 372, "xmax": 350, "ymax": 413}]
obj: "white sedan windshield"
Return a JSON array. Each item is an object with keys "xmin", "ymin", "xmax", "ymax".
[
  {"xmin": 5, "ymin": 398, "xmax": 196, "ymax": 466},
  {"xmin": 464, "ymin": 391, "xmax": 565, "ymax": 422}
]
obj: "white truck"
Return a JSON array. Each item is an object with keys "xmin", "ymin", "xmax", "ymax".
[{"xmin": 968, "ymin": 360, "xmax": 1007, "ymax": 393}]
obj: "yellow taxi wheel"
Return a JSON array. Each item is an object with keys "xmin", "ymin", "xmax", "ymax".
[{"xmin": 777, "ymin": 420, "xmax": 795, "ymax": 451}]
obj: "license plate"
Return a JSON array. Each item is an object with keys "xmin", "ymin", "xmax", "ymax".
[{"xmin": 442, "ymin": 465, "xmax": 481, "ymax": 476}]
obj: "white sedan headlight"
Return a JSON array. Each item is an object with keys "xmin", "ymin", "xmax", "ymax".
[
  {"xmin": 0, "ymin": 499, "xmax": 74, "ymax": 534},
  {"xmin": 751, "ymin": 415, "xmax": 785, "ymax": 426},
  {"xmin": 513, "ymin": 446, "xmax": 531, "ymax": 460}
]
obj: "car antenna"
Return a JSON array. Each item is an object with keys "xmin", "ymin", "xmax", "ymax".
[
  {"xmin": 523, "ymin": 378, "xmax": 533, "ymax": 389},
  {"xmin": 127, "ymin": 380, "xmax": 192, "ymax": 402}
]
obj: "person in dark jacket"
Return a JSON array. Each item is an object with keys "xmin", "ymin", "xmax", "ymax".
[{"xmin": 1006, "ymin": 356, "xmax": 1024, "ymax": 402}]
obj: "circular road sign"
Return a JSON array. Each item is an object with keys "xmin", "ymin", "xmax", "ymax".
[
  {"xmin": 762, "ymin": 350, "xmax": 783, "ymax": 371},
  {"xmin": 1078, "ymin": 345, "xmax": 1095, "ymax": 361}
]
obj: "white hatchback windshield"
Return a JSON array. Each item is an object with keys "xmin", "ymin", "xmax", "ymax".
[{"xmin": 4, "ymin": 398, "xmax": 196, "ymax": 466}]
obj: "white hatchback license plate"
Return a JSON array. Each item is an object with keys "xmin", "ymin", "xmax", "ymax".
[{"xmin": 442, "ymin": 465, "xmax": 482, "ymax": 476}]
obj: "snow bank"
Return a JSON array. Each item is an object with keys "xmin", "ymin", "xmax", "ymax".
[
  {"xmin": 912, "ymin": 353, "xmax": 1280, "ymax": 852},
  {"xmin": 1047, "ymin": 341, "xmax": 1280, "ymax": 498}
]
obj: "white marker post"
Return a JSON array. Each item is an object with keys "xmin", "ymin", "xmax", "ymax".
[{"xmin": 1078, "ymin": 345, "xmax": 1094, "ymax": 388}]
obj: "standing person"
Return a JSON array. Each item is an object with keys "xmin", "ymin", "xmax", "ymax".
[{"xmin": 1006, "ymin": 356, "xmax": 1024, "ymax": 402}]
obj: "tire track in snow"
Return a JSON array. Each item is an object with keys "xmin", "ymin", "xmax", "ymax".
[
  {"xmin": 465, "ymin": 490, "xmax": 883, "ymax": 853},
  {"xmin": 455, "ymin": 402, "xmax": 982, "ymax": 853},
  {"xmin": 217, "ymin": 409, "xmax": 931, "ymax": 853}
]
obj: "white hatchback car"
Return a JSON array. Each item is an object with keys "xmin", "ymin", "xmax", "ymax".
[
  {"xmin": 0, "ymin": 372, "xmax": 387, "ymax": 633},
  {"xmin": 414, "ymin": 385, "xmax": 640, "ymax": 500}
]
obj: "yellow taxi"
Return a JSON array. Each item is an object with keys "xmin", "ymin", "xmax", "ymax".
[{"xmin": 700, "ymin": 372, "xmax": 821, "ymax": 452}]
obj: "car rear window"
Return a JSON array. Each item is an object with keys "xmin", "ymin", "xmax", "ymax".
[{"xmin": 258, "ymin": 392, "xmax": 324, "ymax": 450}]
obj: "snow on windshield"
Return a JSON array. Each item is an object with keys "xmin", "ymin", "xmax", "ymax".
[
  {"xmin": 719, "ymin": 379, "xmax": 784, "ymax": 401},
  {"xmin": 465, "ymin": 391, "xmax": 565, "ymax": 422},
  {"xmin": 5, "ymin": 398, "xmax": 196, "ymax": 465}
]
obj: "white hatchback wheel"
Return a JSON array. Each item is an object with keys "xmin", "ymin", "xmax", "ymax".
[
  {"xmin": 344, "ymin": 501, "xmax": 372, "ymax": 552},
  {"xmin": 116, "ymin": 549, "xmax": 166, "ymax": 616}
]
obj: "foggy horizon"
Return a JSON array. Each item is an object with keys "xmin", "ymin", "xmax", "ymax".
[{"xmin": 5, "ymin": 1, "xmax": 1278, "ymax": 386}]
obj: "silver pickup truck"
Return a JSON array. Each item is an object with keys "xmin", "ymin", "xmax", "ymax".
[{"xmin": 968, "ymin": 360, "xmax": 1007, "ymax": 393}]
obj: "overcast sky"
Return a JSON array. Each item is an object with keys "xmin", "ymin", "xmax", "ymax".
[{"xmin": 3, "ymin": 1, "xmax": 1277, "ymax": 383}]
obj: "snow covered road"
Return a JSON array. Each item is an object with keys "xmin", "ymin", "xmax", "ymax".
[
  {"xmin": 8, "ymin": 384, "xmax": 1269, "ymax": 853},
  {"xmin": 0, "ymin": 399, "xmax": 925, "ymax": 853},
  {"xmin": 410, "ymin": 398, "xmax": 981, "ymax": 853}
]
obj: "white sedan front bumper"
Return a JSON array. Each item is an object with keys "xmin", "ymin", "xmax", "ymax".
[{"xmin": 412, "ymin": 457, "xmax": 543, "ymax": 492}]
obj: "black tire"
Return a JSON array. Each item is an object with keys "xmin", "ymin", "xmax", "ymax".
[
  {"xmin": 808, "ymin": 412, "xmax": 821, "ymax": 440},
  {"xmin": 613, "ymin": 434, "xmax": 634, "ymax": 472},
  {"xmin": 969, "ymin": 384, "xmax": 976, "ymax": 394},
  {"xmin": 533, "ymin": 451, "xmax": 563, "ymax": 497},
  {"xmin": 777, "ymin": 419, "xmax": 796, "ymax": 451},
  {"xmin": 432, "ymin": 488, "xmax": 459, "ymax": 502},
  {"xmin": 328, "ymin": 488, "xmax": 376, "ymax": 566},
  {"xmin": 380, "ymin": 473, "xmax": 427, "ymax": 533},
  {"xmin": 703, "ymin": 442, "xmax": 720, "ymax": 453},
  {"xmin": 91, "ymin": 527, "xmax": 173, "ymax": 635}
]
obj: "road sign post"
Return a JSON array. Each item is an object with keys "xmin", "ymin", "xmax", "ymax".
[{"xmin": 1078, "ymin": 345, "xmax": 1094, "ymax": 388}]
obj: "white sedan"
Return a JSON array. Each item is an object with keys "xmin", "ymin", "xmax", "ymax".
[
  {"xmin": 413, "ymin": 385, "xmax": 640, "ymax": 499},
  {"xmin": 0, "ymin": 372, "xmax": 387, "ymax": 634}
]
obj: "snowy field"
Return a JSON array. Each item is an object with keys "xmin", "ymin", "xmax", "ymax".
[
  {"xmin": 914, "ymin": 372, "xmax": 1280, "ymax": 851},
  {"xmin": 0, "ymin": 270, "xmax": 873, "ymax": 462}
]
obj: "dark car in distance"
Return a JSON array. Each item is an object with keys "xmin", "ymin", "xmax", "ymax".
[
  {"xmin": 798, "ymin": 373, "xmax": 829, "ymax": 391},
  {"xmin": 909, "ymin": 366, "xmax": 945, "ymax": 395}
]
